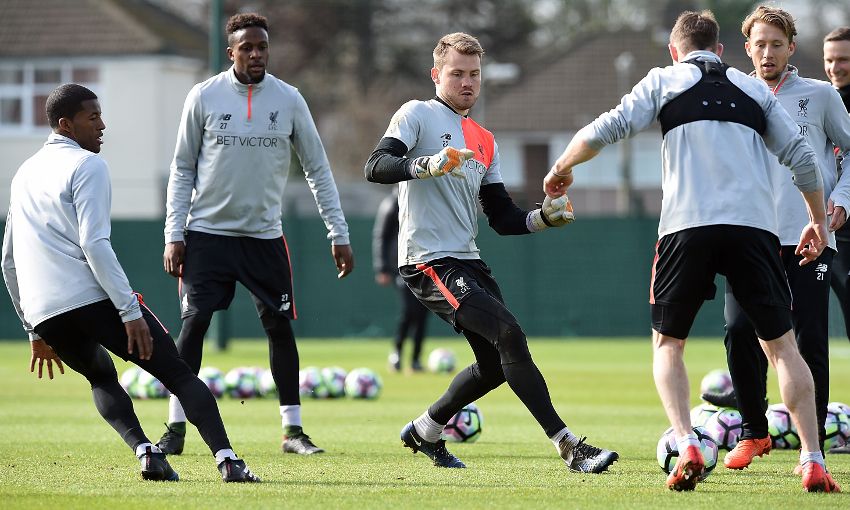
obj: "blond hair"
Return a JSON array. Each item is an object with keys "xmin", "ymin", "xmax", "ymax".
[
  {"xmin": 670, "ymin": 10, "xmax": 719, "ymax": 53},
  {"xmin": 433, "ymin": 32, "xmax": 484, "ymax": 69},
  {"xmin": 742, "ymin": 5, "xmax": 797, "ymax": 43}
]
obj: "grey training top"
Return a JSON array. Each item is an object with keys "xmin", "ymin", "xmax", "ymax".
[
  {"xmin": 763, "ymin": 66, "xmax": 850, "ymax": 250},
  {"xmin": 2, "ymin": 134, "xmax": 141, "ymax": 339},
  {"xmin": 578, "ymin": 50, "xmax": 822, "ymax": 239},
  {"xmin": 165, "ymin": 67, "xmax": 350, "ymax": 244}
]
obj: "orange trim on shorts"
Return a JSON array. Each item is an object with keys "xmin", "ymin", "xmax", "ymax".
[
  {"xmin": 133, "ymin": 291, "xmax": 169, "ymax": 335},
  {"xmin": 281, "ymin": 235, "xmax": 297, "ymax": 319},
  {"xmin": 649, "ymin": 240, "xmax": 660, "ymax": 305},
  {"xmin": 416, "ymin": 263, "xmax": 460, "ymax": 310}
]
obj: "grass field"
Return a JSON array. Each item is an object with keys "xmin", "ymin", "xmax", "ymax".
[{"xmin": 1, "ymin": 337, "xmax": 849, "ymax": 509}]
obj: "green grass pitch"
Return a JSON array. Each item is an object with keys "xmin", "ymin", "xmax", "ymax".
[{"xmin": 1, "ymin": 337, "xmax": 849, "ymax": 509}]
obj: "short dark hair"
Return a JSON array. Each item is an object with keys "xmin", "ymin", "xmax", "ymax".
[
  {"xmin": 45, "ymin": 83, "xmax": 98, "ymax": 129},
  {"xmin": 226, "ymin": 12, "xmax": 268, "ymax": 44},
  {"xmin": 670, "ymin": 10, "xmax": 719, "ymax": 53},
  {"xmin": 825, "ymin": 26, "xmax": 850, "ymax": 43}
]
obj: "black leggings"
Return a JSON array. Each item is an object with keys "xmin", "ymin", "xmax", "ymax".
[
  {"xmin": 177, "ymin": 306, "xmax": 301, "ymax": 406},
  {"xmin": 724, "ymin": 248, "xmax": 832, "ymax": 444},
  {"xmin": 830, "ymin": 238, "xmax": 850, "ymax": 339},
  {"xmin": 427, "ymin": 292, "xmax": 566, "ymax": 438},
  {"xmin": 34, "ymin": 299, "xmax": 231, "ymax": 453}
]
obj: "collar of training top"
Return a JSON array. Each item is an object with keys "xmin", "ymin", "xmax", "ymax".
[
  {"xmin": 226, "ymin": 65, "xmax": 268, "ymax": 94},
  {"xmin": 433, "ymin": 95, "xmax": 468, "ymax": 118},
  {"xmin": 45, "ymin": 132, "xmax": 81, "ymax": 149}
]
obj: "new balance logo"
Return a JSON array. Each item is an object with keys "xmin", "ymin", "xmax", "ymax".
[
  {"xmin": 815, "ymin": 262, "xmax": 828, "ymax": 281},
  {"xmin": 279, "ymin": 293, "xmax": 291, "ymax": 311}
]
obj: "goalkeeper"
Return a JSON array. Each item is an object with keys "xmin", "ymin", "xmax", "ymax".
[{"xmin": 365, "ymin": 32, "xmax": 618, "ymax": 474}]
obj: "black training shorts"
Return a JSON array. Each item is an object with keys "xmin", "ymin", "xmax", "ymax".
[
  {"xmin": 179, "ymin": 230, "xmax": 297, "ymax": 320},
  {"xmin": 649, "ymin": 225, "xmax": 792, "ymax": 340},
  {"xmin": 400, "ymin": 257, "xmax": 503, "ymax": 327}
]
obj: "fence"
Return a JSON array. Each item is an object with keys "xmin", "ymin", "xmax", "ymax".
[{"xmin": 3, "ymin": 216, "xmax": 846, "ymax": 341}]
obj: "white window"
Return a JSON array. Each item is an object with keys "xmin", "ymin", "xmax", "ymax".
[{"xmin": 0, "ymin": 62, "xmax": 100, "ymax": 134}]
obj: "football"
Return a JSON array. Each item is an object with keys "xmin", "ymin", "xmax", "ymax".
[
  {"xmin": 119, "ymin": 366, "xmax": 141, "ymax": 397},
  {"xmin": 345, "ymin": 368, "xmax": 382, "ymax": 399},
  {"xmin": 656, "ymin": 425, "xmax": 719, "ymax": 479},
  {"xmin": 824, "ymin": 402, "xmax": 850, "ymax": 450},
  {"xmin": 321, "ymin": 366, "xmax": 348, "ymax": 398},
  {"xmin": 224, "ymin": 367, "xmax": 259, "ymax": 399},
  {"xmin": 690, "ymin": 403, "xmax": 720, "ymax": 428},
  {"xmin": 444, "ymin": 402, "xmax": 483, "ymax": 443},
  {"xmin": 135, "ymin": 369, "xmax": 169, "ymax": 399},
  {"xmin": 198, "ymin": 366, "xmax": 225, "ymax": 398},
  {"xmin": 427, "ymin": 348, "xmax": 456, "ymax": 373},
  {"xmin": 299, "ymin": 366, "xmax": 329, "ymax": 399},
  {"xmin": 830, "ymin": 401, "xmax": 850, "ymax": 420},
  {"xmin": 257, "ymin": 368, "xmax": 277, "ymax": 398},
  {"xmin": 699, "ymin": 369, "xmax": 733, "ymax": 395},
  {"xmin": 702, "ymin": 408, "xmax": 743, "ymax": 450},
  {"xmin": 766, "ymin": 403, "xmax": 800, "ymax": 449}
]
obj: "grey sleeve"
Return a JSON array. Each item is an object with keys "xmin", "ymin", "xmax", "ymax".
[
  {"xmin": 74, "ymin": 158, "xmax": 142, "ymax": 322},
  {"xmin": 824, "ymin": 87, "xmax": 850, "ymax": 210},
  {"xmin": 1, "ymin": 213, "xmax": 38, "ymax": 340},
  {"xmin": 164, "ymin": 86, "xmax": 204, "ymax": 243},
  {"xmin": 581, "ymin": 69, "xmax": 662, "ymax": 149},
  {"xmin": 291, "ymin": 91, "xmax": 350, "ymax": 245},
  {"xmin": 761, "ymin": 93, "xmax": 822, "ymax": 192}
]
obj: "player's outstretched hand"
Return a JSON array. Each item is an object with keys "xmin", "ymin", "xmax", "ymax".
[
  {"xmin": 414, "ymin": 147, "xmax": 475, "ymax": 179},
  {"xmin": 796, "ymin": 221, "xmax": 829, "ymax": 266},
  {"xmin": 125, "ymin": 318, "xmax": 153, "ymax": 360},
  {"xmin": 30, "ymin": 339, "xmax": 64, "ymax": 380},
  {"xmin": 544, "ymin": 166, "xmax": 574, "ymax": 198},
  {"xmin": 542, "ymin": 194, "xmax": 575, "ymax": 226},
  {"xmin": 333, "ymin": 243, "xmax": 354, "ymax": 279},
  {"xmin": 163, "ymin": 241, "xmax": 185, "ymax": 277}
]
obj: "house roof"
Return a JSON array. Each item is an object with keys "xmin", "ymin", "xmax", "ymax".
[
  {"xmin": 0, "ymin": 0, "xmax": 206, "ymax": 59},
  {"xmin": 484, "ymin": 29, "xmax": 830, "ymax": 133}
]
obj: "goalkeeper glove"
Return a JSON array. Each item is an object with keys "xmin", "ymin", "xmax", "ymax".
[
  {"xmin": 411, "ymin": 147, "xmax": 475, "ymax": 179},
  {"xmin": 529, "ymin": 194, "xmax": 575, "ymax": 231}
]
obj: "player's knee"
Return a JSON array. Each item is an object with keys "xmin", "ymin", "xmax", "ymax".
[
  {"xmin": 469, "ymin": 362, "xmax": 505, "ymax": 389},
  {"xmin": 496, "ymin": 320, "xmax": 531, "ymax": 364},
  {"xmin": 181, "ymin": 311, "xmax": 214, "ymax": 337},
  {"xmin": 87, "ymin": 366, "xmax": 119, "ymax": 387},
  {"xmin": 260, "ymin": 311, "xmax": 291, "ymax": 333}
]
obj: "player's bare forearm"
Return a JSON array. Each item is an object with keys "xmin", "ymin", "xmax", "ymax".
[
  {"xmin": 796, "ymin": 189, "xmax": 829, "ymax": 266},
  {"xmin": 801, "ymin": 189, "xmax": 827, "ymax": 225},
  {"xmin": 544, "ymin": 138, "xmax": 599, "ymax": 197}
]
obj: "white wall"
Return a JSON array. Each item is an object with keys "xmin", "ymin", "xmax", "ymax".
[
  {"xmin": 493, "ymin": 130, "xmax": 664, "ymax": 189},
  {"xmin": 0, "ymin": 55, "xmax": 205, "ymax": 219}
]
